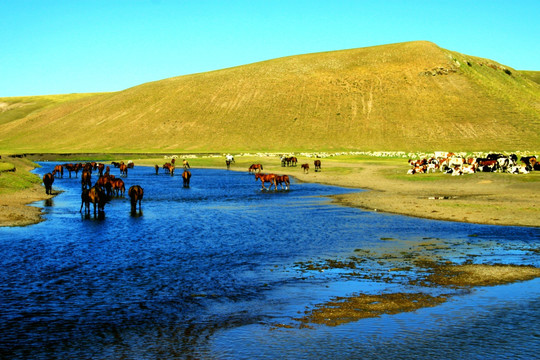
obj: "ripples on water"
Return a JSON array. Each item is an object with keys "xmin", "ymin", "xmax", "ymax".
[{"xmin": 0, "ymin": 162, "xmax": 538, "ymax": 359}]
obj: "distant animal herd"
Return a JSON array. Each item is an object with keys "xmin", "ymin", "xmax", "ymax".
[
  {"xmin": 40, "ymin": 155, "xmax": 324, "ymax": 219},
  {"xmin": 407, "ymin": 152, "xmax": 539, "ymax": 175}
]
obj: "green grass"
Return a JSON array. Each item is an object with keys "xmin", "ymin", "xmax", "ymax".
[{"xmin": 0, "ymin": 158, "xmax": 42, "ymax": 194}]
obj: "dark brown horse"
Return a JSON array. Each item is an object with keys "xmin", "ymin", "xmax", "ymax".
[
  {"xmin": 226, "ymin": 160, "xmax": 232, "ymax": 170},
  {"xmin": 80, "ymin": 186, "xmax": 107, "ymax": 216},
  {"xmin": 81, "ymin": 170, "xmax": 92, "ymax": 190},
  {"xmin": 182, "ymin": 170, "xmax": 191, "ymax": 187},
  {"xmin": 128, "ymin": 185, "xmax": 144, "ymax": 214},
  {"xmin": 43, "ymin": 173, "xmax": 54, "ymax": 195},
  {"xmin": 248, "ymin": 164, "xmax": 263, "ymax": 173},
  {"xmin": 255, "ymin": 173, "xmax": 276, "ymax": 191},
  {"xmin": 275, "ymin": 175, "xmax": 290, "ymax": 190},
  {"xmin": 301, "ymin": 163, "xmax": 309, "ymax": 174},
  {"xmin": 314, "ymin": 160, "xmax": 321, "ymax": 172},
  {"xmin": 155, "ymin": 164, "xmax": 159, "ymax": 175}
]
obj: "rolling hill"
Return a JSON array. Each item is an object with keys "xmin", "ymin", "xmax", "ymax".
[{"xmin": 1, "ymin": 41, "xmax": 539, "ymax": 154}]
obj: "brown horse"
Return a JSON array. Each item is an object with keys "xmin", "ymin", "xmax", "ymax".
[
  {"xmin": 43, "ymin": 173, "xmax": 54, "ymax": 195},
  {"xmin": 182, "ymin": 170, "xmax": 191, "ymax": 187},
  {"xmin": 275, "ymin": 175, "xmax": 290, "ymax": 190},
  {"xmin": 53, "ymin": 165, "xmax": 63, "ymax": 178},
  {"xmin": 96, "ymin": 175, "xmax": 113, "ymax": 197},
  {"xmin": 155, "ymin": 164, "xmax": 159, "ymax": 175},
  {"xmin": 314, "ymin": 160, "xmax": 321, "ymax": 172},
  {"xmin": 163, "ymin": 162, "xmax": 174, "ymax": 175},
  {"xmin": 111, "ymin": 178, "xmax": 125, "ymax": 197},
  {"xmin": 80, "ymin": 186, "xmax": 107, "ymax": 216},
  {"xmin": 81, "ymin": 170, "xmax": 92, "ymax": 190},
  {"xmin": 255, "ymin": 173, "xmax": 276, "ymax": 191},
  {"xmin": 226, "ymin": 160, "xmax": 232, "ymax": 170},
  {"xmin": 119, "ymin": 163, "xmax": 128, "ymax": 177},
  {"xmin": 249, "ymin": 164, "xmax": 263, "ymax": 173},
  {"xmin": 128, "ymin": 185, "xmax": 144, "ymax": 214},
  {"xmin": 301, "ymin": 163, "xmax": 309, "ymax": 174}
]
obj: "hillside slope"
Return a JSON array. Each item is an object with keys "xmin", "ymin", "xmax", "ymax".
[{"xmin": 1, "ymin": 41, "xmax": 539, "ymax": 153}]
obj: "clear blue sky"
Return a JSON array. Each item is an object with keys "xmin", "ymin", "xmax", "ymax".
[{"xmin": 1, "ymin": 0, "xmax": 539, "ymax": 97}]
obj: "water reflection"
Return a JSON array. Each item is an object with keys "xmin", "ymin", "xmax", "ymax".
[{"xmin": 0, "ymin": 162, "xmax": 538, "ymax": 359}]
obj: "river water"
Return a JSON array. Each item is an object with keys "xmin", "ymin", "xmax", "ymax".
[{"xmin": 0, "ymin": 162, "xmax": 538, "ymax": 359}]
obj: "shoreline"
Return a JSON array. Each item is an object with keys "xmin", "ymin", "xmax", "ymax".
[{"xmin": 0, "ymin": 156, "xmax": 538, "ymax": 228}]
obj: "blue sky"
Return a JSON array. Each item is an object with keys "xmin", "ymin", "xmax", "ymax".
[{"xmin": 1, "ymin": 0, "xmax": 539, "ymax": 97}]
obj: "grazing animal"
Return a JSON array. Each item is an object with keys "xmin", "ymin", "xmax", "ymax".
[
  {"xmin": 81, "ymin": 170, "xmax": 92, "ymax": 190},
  {"xmin": 96, "ymin": 175, "xmax": 113, "ymax": 197},
  {"xmin": 97, "ymin": 163, "xmax": 105, "ymax": 176},
  {"xmin": 128, "ymin": 185, "xmax": 144, "ymax": 214},
  {"xmin": 163, "ymin": 162, "xmax": 174, "ymax": 175},
  {"xmin": 155, "ymin": 164, "xmax": 159, "ymax": 175},
  {"xmin": 182, "ymin": 159, "xmax": 190, "ymax": 169},
  {"xmin": 42, "ymin": 173, "xmax": 54, "ymax": 195},
  {"xmin": 248, "ymin": 164, "xmax": 263, "ymax": 173},
  {"xmin": 314, "ymin": 160, "xmax": 321, "ymax": 172},
  {"xmin": 226, "ymin": 160, "xmax": 232, "ymax": 169},
  {"xmin": 182, "ymin": 170, "xmax": 191, "ymax": 187},
  {"xmin": 64, "ymin": 163, "xmax": 78, "ymax": 178},
  {"xmin": 119, "ymin": 163, "xmax": 128, "ymax": 177},
  {"xmin": 255, "ymin": 173, "xmax": 276, "ymax": 191},
  {"xmin": 53, "ymin": 165, "xmax": 63, "ymax": 178},
  {"xmin": 80, "ymin": 186, "xmax": 107, "ymax": 216},
  {"xmin": 301, "ymin": 163, "xmax": 309, "ymax": 173},
  {"xmin": 111, "ymin": 178, "xmax": 126, "ymax": 197},
  {"xmin": 226, "ymin": 154, "xmax": 235, "ymax": 163},
  {"xmin": 275, "ymin": 175, "xmax": 290, "ymax": 190}
]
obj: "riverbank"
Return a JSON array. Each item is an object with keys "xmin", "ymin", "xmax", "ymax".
[{"xmin": 1, "ymin": 155, "xmax": 538, "ymax": 228}]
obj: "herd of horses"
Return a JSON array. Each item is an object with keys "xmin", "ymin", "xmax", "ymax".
[
  {"xmin": 42, "ymin": 161, "xmax": 144, "ymax": 218},
  {"xmin": 40, "ymin": 156, "xmax": 323, "ymax": 217}
]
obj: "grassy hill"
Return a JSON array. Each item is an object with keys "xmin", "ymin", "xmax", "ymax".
[{"xmin": 1, "ymin": 41, "xmax": 539, "ymax": 154}]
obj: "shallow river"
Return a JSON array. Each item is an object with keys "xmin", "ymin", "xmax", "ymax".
[{"xmin": 0, "ymin": 162, "xmax": 538, "ymax": 359}]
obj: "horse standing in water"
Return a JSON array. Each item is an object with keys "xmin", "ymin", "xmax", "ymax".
[
  {"xmin": 128, "ymin": 185, "xmax": 144, "ymax": 214},
  {"xmin": 255, "ymin": 173, "xmax": 277, "ymax": 191},
  {"xmin": 182, "ymin": 170, "xmax": 191, "ymax": 188},
  {"xmin": 80, "ymin": 186, "xmax": 107, "ymax": 217},
  {"xmin": 275, "ymin": 175, "xmax": 290, "ymax": 190},
  {"xmin": 42, "ymin": 173, "xmax": 54, "ymax": 195}
]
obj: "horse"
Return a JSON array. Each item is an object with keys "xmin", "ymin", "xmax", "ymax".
[
  {"xmin": 255, "ymin": 173, "xmax": 276, "ymax": 191},
  {"xmin": 53, "ymin": 165, "xmax": 63, "ymax": 178},
  {"xmin": 226, "ymin": 154, "xmax": 235, "ymax": 163},
  {"xmin": 96, "ymin": 175, "xmax": 113, "ymax": 197},
  {"xmin": 111, "ymin": 178, "xmax": 125, "ymax": 197},
  {"xmin": 182, "ymin": 170, "xmax": 191, "ymax": 187},
  {"xmin": 275, "ymin": 175, "xmax": 290, "ymax": 190},
  {"xmin": 155, "ymin": 164, "xmax": 159, "ymax": 175},
  {"xmin": 42, "ymin": 173, "xmax": 54, "ymax": 195},
  {"xmin": 226, "ymin": 160, "xmax": 232, "ymax": 169},
  {"xmin": 301, "ymin": 163, "xmax": 309, "ymax": 174},
  {"xmin": 314, "ymin": 160, "xmax": 321, "ymax": 172},
  {"xmin": 81, "ymin": 170, "xmax": 92, "ymax": 190},
  {"xmin": 80, "ymin": 185, "xmax": 107, "ymax": 217},
  {"xmin": 97, "ymin": 163, "xmax": 105, "ymax": 176},
  {"xmin": 163, "ymin": 162, "xmax": 175, "ymax": 176},
  {"xmin": 119, "ymin": 163, "xmax": 128, "ymax": 177},
  {"xmin": 128, "ymin": 185, "xmax": 144, "ymax": 214},
  {"xmin": 248, "ymin": 164, "xmax": 263, "ymax": 173},
  {"xmin": 182, "ymin": 159, "xmax": 190, "ymax": 169}
]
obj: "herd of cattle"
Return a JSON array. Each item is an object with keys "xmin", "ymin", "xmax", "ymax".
[
  {"xmin": 407, "ymin": 152, "xmax": 539, "ymax": 175},
  {"xmin": 41, "ymin": 161, "xmax": 144, "ymax": 218}
]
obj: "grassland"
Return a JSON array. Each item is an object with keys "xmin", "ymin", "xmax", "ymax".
[{"xmin": 0, "ymin": 41, "xmax": 539, "ymax": 153}]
